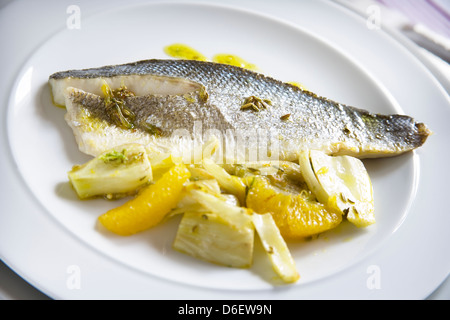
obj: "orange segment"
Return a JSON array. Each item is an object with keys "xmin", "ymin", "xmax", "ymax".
[
  {"xmin": 98, "ymin": 164, "xmax": 191, "ymax": 236},
  {"xmin": 246, "ymin": 177, "xmax": 341, "ymax": 239}
]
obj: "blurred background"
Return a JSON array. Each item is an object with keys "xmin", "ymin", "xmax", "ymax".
[{"xmin": 336, "ymin": 0, "xmax": 450, "ymax": 92}]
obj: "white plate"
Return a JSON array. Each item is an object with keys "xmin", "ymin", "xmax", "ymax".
[{"xmin": 1, "ymin": 0, "xmax": 449, "ymax": 299}]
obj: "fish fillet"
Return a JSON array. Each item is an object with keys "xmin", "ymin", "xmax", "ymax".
[{"xmin": 49, "ymin": 59, "xmax": 430, "ymax": 162}]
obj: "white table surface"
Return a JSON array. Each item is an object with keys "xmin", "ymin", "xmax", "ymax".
[{"xmin": 0, "ymin": 0, "xmax": 448, "ymax": 300}]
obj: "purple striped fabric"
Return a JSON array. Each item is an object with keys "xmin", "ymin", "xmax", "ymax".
[{"xmin": 375, "ymin": 0, "xmax": 450, "ymax": 38}]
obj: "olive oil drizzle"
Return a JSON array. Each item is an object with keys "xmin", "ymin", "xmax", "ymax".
[
  {"xmin": 212, "ymin": 53, "xmax": 258, "ymax": 71},
  {"xmin": 163, "ymin": 43, "xmax": 208, "ymax": 61},
  {"xmin": 164, "ymin": 43, "xmax": 259, "ymax": 71}
]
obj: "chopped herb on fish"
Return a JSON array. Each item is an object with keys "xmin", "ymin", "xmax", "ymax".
[
  {"xmin": 99, "ymin": 150, "xmax": 128, "ymax": 163},
  {"xmin": 240, "ymin": 96, "xmax": 272, "ymax": 112},
  {"xmin": 101, "ymin": 81, "xmax": 136, "ymax": 129}
]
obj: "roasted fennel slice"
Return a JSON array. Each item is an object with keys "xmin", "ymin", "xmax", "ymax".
[
  {"xmin": 201, "ymin": 158, "xmax": 246, "ymax": 205},
  {"xmin": 173, "ymin": 211, "xmax": 255, "ymax": 268},
  {"xmin": 252, "ymin": 213, "xmax": 300, "ymax": 283},
  {"xmin": 68, "ymin": 143, "xmax": 152, "ymax": 199},
  {"xmin": 173, "ymin": 189, "xmax": 254, "ymax": 268},
  {"xmin": 299, "ymin": 150, "xmax": 375, "ymax": 227}
]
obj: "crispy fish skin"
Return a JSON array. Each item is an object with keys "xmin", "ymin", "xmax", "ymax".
[{"xmin": 50, "ymin": 59, "xmax": 430, "ymax": 160}]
